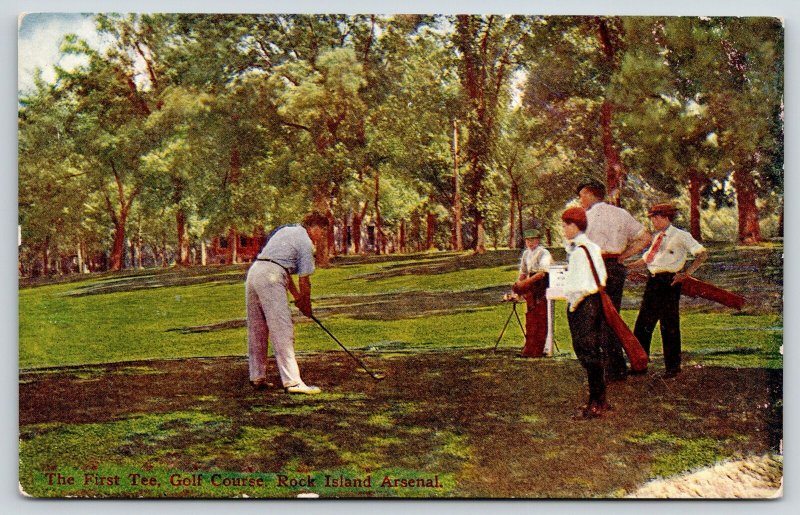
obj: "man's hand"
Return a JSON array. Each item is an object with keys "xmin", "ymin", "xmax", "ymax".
[
  {"xmin": 295, "ymin": 296, "xmax": 313, "ymax": 317},
  {"xmin": 671, "ymin": 272, "xmax": 689, "ymax": 286}
]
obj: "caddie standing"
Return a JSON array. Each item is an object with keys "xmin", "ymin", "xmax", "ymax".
[
  {"xmin": 627, "ymin": 203, "xmax": 708, "ymax": 379},
  {"xmin": 513, "ymin": 225, "xmax": 552, "ymax": 357},
  {"xmin": 560, "ymin": 207, "xmax": 612, "ymax": 418},
  {"xmin": 576, "ymin": 178, "xmax": 652, "ymax": 381},
  {"xmin": 246, "ymin": 212, "xmax": 330, "ymax": 394}
]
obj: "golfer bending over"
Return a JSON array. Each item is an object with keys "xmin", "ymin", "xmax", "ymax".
[{"xmin": 246, "ymin": 212, "xmax": 329, "ymax": 394}]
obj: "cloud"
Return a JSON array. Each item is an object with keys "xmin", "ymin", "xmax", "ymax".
[{"xmin": 18, "ymin": 13, "xmax": 105, "ymax": 94}]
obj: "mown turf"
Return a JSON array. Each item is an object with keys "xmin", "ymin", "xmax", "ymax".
[
  {"xmin": 19, "ymin": 352, "xmax": 782, "ymax": 498},
  {"xmin": 18, "ymin": 244, "xmax": 783, "ymax": 498},
  {"xmin": 19, "ymin": 246, "xmax": 782, "ymax": 370}
]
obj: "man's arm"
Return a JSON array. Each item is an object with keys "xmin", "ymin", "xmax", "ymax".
[
  {"xmin": 619, "ymin": 229, "xmax": 652, "ymax": 263},
  {"xmin": 287, "ymin": 275, "xmax": 313, "ymax": 317},
  {"xmin": 295, "ymin": 275, "xmax": 313, "ymax": 317},
  {"xmin": 625, "ymin": 258, "xmax": 647, "ymax": 270},
  {"xmin": 672, "ymin": 249, "xmax": 708, "ymax": 285}
]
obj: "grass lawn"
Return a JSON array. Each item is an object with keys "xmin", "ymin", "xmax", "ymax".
[{"xmin": 18, "ymin": 245, "xmax": 783, "ymax": 498}]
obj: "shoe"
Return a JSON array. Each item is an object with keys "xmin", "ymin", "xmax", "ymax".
[
  {"xmin": 576, "ymin": 401, "xmax": 614, "ymax": 419},
  {"xmin": 284, "ymin": 383, "xmax": 322, "ymax": 395},
  {"xmin": 572, "ymin": 402, "xmax": 611, "ymax": 420},
  {"xmin": 249, "ymin": 378, "xmax": 273, "ymax": 390},
  {"xmin": 662, "ymin": 369, "xmax": 681, "ymax": 379}
]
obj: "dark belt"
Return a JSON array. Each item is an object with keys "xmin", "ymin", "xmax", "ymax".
[
  {"xmin": 650, "ymin": 271, "xmax": 676, "ymax": 279},
  {"xmin": 256, "ymin": 258, "xmax": 290, "ymax": 274},
  {"xmin": 601, "ymin": 253, "xmax": 621, "ymax": 260}
]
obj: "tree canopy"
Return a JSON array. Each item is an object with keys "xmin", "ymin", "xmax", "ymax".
[{"xmin": 18, "ymin": 14, "xmax": 783, "ymax": 275}]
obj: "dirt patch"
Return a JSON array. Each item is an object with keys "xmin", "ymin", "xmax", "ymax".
[{"xmin": 19, "ymin": 350, "xmax": 782, "ymax": 498}]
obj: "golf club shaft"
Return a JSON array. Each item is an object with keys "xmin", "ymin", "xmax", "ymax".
[{"xmin": 310, "ymin": 314, "xmax": 383, "ymax": 381}]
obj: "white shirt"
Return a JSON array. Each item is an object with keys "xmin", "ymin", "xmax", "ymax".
[
  {"xmin": 585, "ymin": 202, "xmax": 645, "ymax": 254},
  {"xmin": 645, "ymin": 224, "xmax": 705, "ymax": 274},
  {"xmin": 519, "ymin": 245, "xmax": 553, "ymax": 277},
  {"xmin": 563, "ymin": 233, "xmax": 607, "ymax": 311}
]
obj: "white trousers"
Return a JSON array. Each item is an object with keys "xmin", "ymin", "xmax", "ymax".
[{"xmin": 246, "ymin": 261, "xmax": 302, "ymax": 387}]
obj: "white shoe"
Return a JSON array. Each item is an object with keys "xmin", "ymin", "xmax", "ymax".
[{"xmin": 284, "ymin": 383, "xmax": 322, "ymax": 395}]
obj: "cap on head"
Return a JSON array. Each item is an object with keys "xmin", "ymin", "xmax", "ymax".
[
  {"xmin": 523, "ymin": 219, "xmax": 543, "ymax": 239},
  {"xmin": 575, "ymin": 177, "xmax": 606, "ymax": 198},
  {"xmin": 561, "ymin": 207, "xmax": 588, "ymax": 232},
  {"xmin": 647, "ymin": 203, "xmax": 678, "ymax": 220},
  {"xmin": 302, "ymin": 211, "xmax": 330, "ymax": 228}
]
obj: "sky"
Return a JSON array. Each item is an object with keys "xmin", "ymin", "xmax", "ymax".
[{"xmin": 18, "ymin": 12, "xmax": 105, "ymax": 94}]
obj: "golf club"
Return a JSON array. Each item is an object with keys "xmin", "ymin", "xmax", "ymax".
[{"xmin": 310, "ymin": 314, "xmax": 385, "ymax": 381}]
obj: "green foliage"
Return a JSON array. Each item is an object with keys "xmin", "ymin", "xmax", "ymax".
[{"xmin": 18, "ymin": 15, "xmax": 783, "ymax": 274}]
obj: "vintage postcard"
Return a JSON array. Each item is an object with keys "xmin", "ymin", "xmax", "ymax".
[{"xmin": 18, "ymin": 12, "xmax": 783, "ymax": 499}]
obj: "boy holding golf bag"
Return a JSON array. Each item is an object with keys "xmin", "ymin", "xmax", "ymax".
[
  {"xmin": 246, "ymin": 212, "xmax": 329, "ymax": 395},
  {"xmin": 512, "ymin": 225, "xmax": 552, "ymax": 357}
]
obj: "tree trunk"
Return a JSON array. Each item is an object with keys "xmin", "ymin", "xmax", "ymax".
[
  {"xmin": 326, "ymin": 210, "xmax": 336, "ymax": 259},
  {"xmin": 227, "ymin": 227, "xmax": 239, "ymax": 264},
  {"xmin": 689, "ymin": 169, "xmax": 703, "ymax": 242},
  {"xmin": 411, "ymin": 211, "xmax": 421, "ymax": 252},
  {"xmin": 399, "ymin": 219, "xmax": 406, "ymax": 253},
  {"xmin": 596, "ymin": 18, "xmax": 625, "ymax": 206},
  {"xmin": 426, "ymin": 210, "xmax": 436, "ymax": 250},
  {"xmin": 176, "ymin": 207, "xmax": 190, "ymax": 266},
  {"xmin": 374, "ymin": 172, "xmax": 382, "ymax": 256},
  {"xmin": 516, "ymin": 191, "xmax": 525, "ymax": 250},
  {"xmin": 341, "ymin": 212, "xmax": 349, "ymax": 255},
  {"xmin": 508, "ymin": 183, "xmax": 517, "ymax": 249},
  {"xmin": 474, "ymin": 212, "xmax": 487, "ymax": 255},
  {"xmin": 734, "ymin": 168, "xmax": 761, "ymax": 244},
  {"xmin": 41, "ymin": 238, "xmax": 50, "ymax": 276},
  {"xmin": 109, "ymin": 217, "xmax": 127, "ymax": 271},
  {"xmin": 601, "ymin": 101, "xmax": 624, "ymax": 206},
  {"xmin": 353, "ymin": 201, "xmax": 368, "ymax": 254},
  {"xmin": 201, "ymin": 240, "xmax": 207, "ymax": 266},
  {"xmin": 353, "ymin": 214, "xmax": 363, "ymax": 254},
  {"xmin": 311, "ymin": 184, "xmax": 332, "ymax": 267},
  {"xmin": 452, "ymin": 119, "xmax": 464, "ymax": 251},
  {"xmin": 77, "ymin": 243, "xmax": 85, "ymax": 274}
]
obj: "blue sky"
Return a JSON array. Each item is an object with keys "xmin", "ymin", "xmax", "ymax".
[{"xmin": 18, "ymin": 13, "xmax": 104, "ymax": 94}]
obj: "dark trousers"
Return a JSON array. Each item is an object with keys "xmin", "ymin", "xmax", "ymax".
[
  {"xmin": 522, "ymin": 291, "xmax": 548, "ymax": 357},
  {"xmin": 633, "ymin": 273, "xmax": 683, "ymax": 372},
  {"xmin": 602, "ymin": 258, "xmax": 628, "ymax": 377},
  {"xmin": 567, "ymin": 294, "xmax": 607, "ymax": 404}
]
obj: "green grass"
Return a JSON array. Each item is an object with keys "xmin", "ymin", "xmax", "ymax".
[
  {"xmin": 19, "ymin": 408, "xmax": 461, "ymax": 498},
  {"xmin": 625, "ymin": 431, "xmax": 732, "ymax": 479},
  {"xmin": 19, "ymin": 249, "xmax": 782, "ymax": 370}
]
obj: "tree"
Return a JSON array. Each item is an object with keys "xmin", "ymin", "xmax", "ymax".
[
  {"xmin": 18, "ymin": 77, "xmax": 97, "ymax": 275},
  {"xmin": 452, "ymin": 15, "xmax": 530, "ymax": 253}
]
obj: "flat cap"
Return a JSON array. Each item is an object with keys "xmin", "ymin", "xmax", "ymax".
[{"xmin": 647, "ymin": 203, "xmax": 678, "ymax": 217}]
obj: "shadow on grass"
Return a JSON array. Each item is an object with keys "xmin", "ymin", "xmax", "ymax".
[{"xmin": 19, "ymin": 351, "xmax": 783, "ymax": 498}]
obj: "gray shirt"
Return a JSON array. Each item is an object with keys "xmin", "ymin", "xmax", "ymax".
[{"xmin": 257, "ymin": 225, "xmax": 315, "ymax": 276}]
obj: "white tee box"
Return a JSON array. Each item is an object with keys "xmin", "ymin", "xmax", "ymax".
[{"xmin": 546, "ymin": 264, "xmax": 567, "ymax": 300}]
